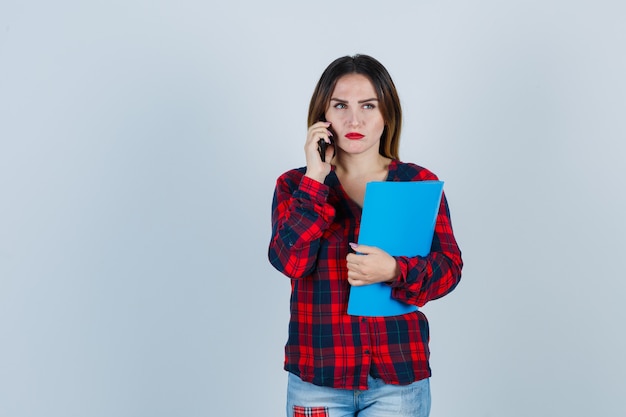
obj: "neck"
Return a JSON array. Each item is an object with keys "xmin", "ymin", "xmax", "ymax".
[{"xmin": 334, "ymin": 152, "xmax": 391, "ymax": 178}]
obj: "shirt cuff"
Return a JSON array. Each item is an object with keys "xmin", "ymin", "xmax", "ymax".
[
  {"xmin": 392, "ymin": 255, "xmax": 428, "ymax": 286},
  {"xmin": 298, "ymin": 175, "xmax": 330, "ymax": 203}
]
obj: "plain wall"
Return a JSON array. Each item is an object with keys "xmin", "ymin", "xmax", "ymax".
[{"xmin": 1, "ymin": 1, "xmax": 625, "ymax": 416}]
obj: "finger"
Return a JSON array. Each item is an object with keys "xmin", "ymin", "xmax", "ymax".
[
  {"xmin": 348, "ymin": 277, "xmax": 362, "ymax": 286},
  {"xmin": 347, "ymin": 259, "xmax": 369, "ymax": 276},
  {"xmin": 349, "ymin": 243, "xmax": 378, "ymax": 255},
  {"xmin": 310, "ymin": 121, "xmax": 332, "ymax": 130},
  {"xmin": 347, "ymin": 273, "xmax": 364, "ymax": 286},
  {"xmin": 308, "ymin": 123, "xmax": 333, "ymax": 141},
  {"xmin": 306, "ymin": 131, "xmax": 330, "ymax": 153},
  {"xmin": 308, "ymin": 122, "xmax": 332, "ymax": 134},
  {"xmin": 309, "ymin": 131, "xmax": 333, "ymax": 147},
  {"xmin": 347, "ymin": 255, "xmax": 367, "ymax": 269},
  {"xmin": 348, "ymin": 275, "xmax": 369, "ymax": 287},
  {"xmin": 346, "ymin": 262, "xmax": 359, "ymax": 274},
  {"xmin": 348, "ymin": 242, "xmax": 361, "ymax": 254}
]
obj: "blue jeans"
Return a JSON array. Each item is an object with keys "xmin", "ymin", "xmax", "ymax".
[{"xmin": 286, "ymin": 372, "xmax": 431, "ymax": 417}]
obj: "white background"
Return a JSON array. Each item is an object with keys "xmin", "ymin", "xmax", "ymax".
[{"xmin": 1, "ymin": 1, "xmax": 625, "ymax": 416}]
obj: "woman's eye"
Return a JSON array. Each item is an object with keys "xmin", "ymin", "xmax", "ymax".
[
  {"xmin": 334, "ymin": 103, "xmax": 347, "ymax": 109},
  {"xmin": 363, "ymin": 103, "xmax": 375, "ymax": 110}
]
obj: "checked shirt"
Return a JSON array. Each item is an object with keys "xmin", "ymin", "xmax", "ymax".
[{"xmin": 268, "ymin": 159, "xmax": 463, "ymax": 390}]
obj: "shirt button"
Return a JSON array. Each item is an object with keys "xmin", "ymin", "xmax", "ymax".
[{"xmin": 364, "ymin": 349, "xmax": 370, "ymax": 354}]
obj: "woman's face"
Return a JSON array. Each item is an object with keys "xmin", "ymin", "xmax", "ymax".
[{"xmin": 324, "ymin": 73, "xmax": 385, "ymax": 158}]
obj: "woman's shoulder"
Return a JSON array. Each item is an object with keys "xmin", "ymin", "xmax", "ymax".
[{"xmin": 392, "ymin": 160, "xmax": 439, "ymax": 181}]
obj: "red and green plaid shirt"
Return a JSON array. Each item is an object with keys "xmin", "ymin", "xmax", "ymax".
[{"xmin": 268, "ymin": 160, "xmax": 463, "ymax": 390}]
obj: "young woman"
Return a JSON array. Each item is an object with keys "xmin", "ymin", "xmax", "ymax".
[{"xmin": 268, "ymin": 54, "xmax": 463, "ymax": 417}]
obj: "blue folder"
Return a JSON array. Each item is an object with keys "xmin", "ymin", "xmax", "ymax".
[{"xmin": 347, "ymin": 180, "xmax": 444, "ymax": 316}]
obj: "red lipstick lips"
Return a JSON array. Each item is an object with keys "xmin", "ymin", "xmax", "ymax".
[{"xmin": 345, "ymin": 132, "xmax": 364, "ymax": 140}]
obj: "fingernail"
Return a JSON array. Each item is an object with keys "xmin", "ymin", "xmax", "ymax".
[{"xmin": 349, "ymin": 242, "xmax": 358, "ymax": 250}]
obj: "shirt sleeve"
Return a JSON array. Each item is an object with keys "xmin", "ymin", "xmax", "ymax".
[
  {"xmin": 389, "ymin": 192, "xmax": 463, "ymax": 307},
  {"xmin": 268, "ymin": 172, "xmax": 336, "ymax": 279}
]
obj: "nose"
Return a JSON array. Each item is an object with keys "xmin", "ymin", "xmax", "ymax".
[{"xmin": 348, "ymin": 109, "xmax": 360, "ymax": 127}]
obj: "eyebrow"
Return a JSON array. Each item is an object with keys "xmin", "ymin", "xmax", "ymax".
[{"xmin": 330, "ymin": 98, "xmax": 379, "ymax": 104}]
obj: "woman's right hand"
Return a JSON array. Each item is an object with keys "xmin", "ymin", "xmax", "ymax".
[{"xmin": 304, "ymin": 121, "xmax": 334, "ymax": 183}]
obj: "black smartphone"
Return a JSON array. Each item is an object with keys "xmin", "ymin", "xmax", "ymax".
[
  {"xmin": 317, "ymin": 138, "xmax": 329, "ymax": 162},
  {"xmin": 317, "ymin": 121, "xmax": 335, "ymax": 162}
]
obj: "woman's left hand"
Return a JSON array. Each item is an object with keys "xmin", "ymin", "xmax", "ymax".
[{"xmin": 346, "ymin": 243, "xmax": 400, "ymax": 286}]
